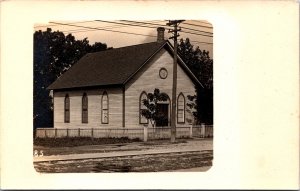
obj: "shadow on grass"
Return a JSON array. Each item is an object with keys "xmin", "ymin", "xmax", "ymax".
[{"xmin": 34, "ymin": 137, "xmax": 141, "ymax": 147}]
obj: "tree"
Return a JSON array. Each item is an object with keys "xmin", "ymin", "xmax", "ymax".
[
  {"xmin": 186, "ymin": 88, "xmax": 213, "ymax": 125},
  {"xmin": 178, "ymin": 38, "xmax": 213, "ymax": 124},
  {"xmin": 178, "ymin": 38, "xmax": 213, "ymax": 89},
  {"xmin": 34, "ymin": 28, "xmax": 111, "ymax": 129},
  {"xmin": 141, "ymin": 88, "xmax": 169, "ymax": 127}
]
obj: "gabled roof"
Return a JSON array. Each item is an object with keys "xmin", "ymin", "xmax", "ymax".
[{"xmin": 48, "ymin": 40, "xmax": 203, "ymax": 90}]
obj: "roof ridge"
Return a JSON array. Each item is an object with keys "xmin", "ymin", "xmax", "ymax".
[
  {"xmin": 114, "ymin": 40, "xmax": 166, "ymax": 49},
  {"xmin": 87, "ymin": 40, "xmax": 167, "ymax": 55},
  {"xmin": 47, "ymin": 40, "xmax": 168, "ymax": 90}
]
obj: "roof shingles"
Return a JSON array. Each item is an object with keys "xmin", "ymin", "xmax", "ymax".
[{"xmin": 48, "ymin": 41, "xmax": 166, "ymax": 90}]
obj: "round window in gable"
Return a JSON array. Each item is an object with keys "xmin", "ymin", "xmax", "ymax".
[{"xmin": 159, "ymin": 68, "xmax": 168, "ymax": 79}]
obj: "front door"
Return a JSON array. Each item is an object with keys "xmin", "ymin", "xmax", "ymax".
[{"xmin": 156, "ymin": 103, "xmax": 169, "ymax": 127}]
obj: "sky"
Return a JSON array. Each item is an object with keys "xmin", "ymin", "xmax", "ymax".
[{"xmin": 34, "ymin": 20, "xmax": 213, "ymax": 57}]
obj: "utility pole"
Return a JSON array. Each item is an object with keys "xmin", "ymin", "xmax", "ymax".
[{"xmin": 167, "ymin": 20, "xmax": 184, "ymax": 143}]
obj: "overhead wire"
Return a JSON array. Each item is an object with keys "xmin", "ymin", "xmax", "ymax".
[
  {"xmin": 120, "ymin": 20, "xmax": 166, "ymax": 26},
  {"xmin": 61, "ymin": 28, "xmax": 105, "ymax": 34},
  {"xmin": 179, "ymin": 26, "xmax": 213, "ymax": 35},
  {"xmin": 96, "ymin": 20, "xmax": 213, "ymax": 37},
  {"xmin": 178, "ymin": 30, "xmax": 213, "ymax": 37},
  {"xmin": 49, "ymin": 22, "xmax": 157, "ymax": 38},
  {"xmin": 58, "ymin": 28, "xmax": 213, "ymax": 45},
  {"xmin": 39, "ymin": 20, "xmax": 213, "ymax": 38},
  {"xmin": 34, "ymin": 20, "xmax": 97, "ymax": 28},
  {"xmin": 192, "ymin": 20, "xmax": 212, "ymax": 26},
  {"xmin": 95, "ymin": 20, "xmax": 170, "ymax": 30},
  {"xmin": 120, "ymin": 20, "xmax": 213, "ymax": 35},
  {"xmin": 40, "ymin": 21, "xmax": 213, "ymax": 45},
  {"xmin": 60, "ymin": 24, "xmax": 130, "ymax": 33},
  {"xmin": 189, "ymin": 40, "xmax": 213, "ymax": 45},
  {"xmin": 182, "ymin": 22, "xmax": 213, "ymax": 29}
]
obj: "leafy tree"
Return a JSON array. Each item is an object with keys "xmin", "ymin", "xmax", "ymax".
[
  {"xmin": 178, "ymin": 38, "xmax": 213, "ymax": 89},
  {"xmin": 141, "ymin": 88, "xmax": 169, "ymax": 127},
  {"xmin": 34, "ymin": 28, "xmax": 111, "ymax": 129},
  {"xmin": 186, "ymin": 88, "xmax": 213, "ymax": 125},
  {"xmin": 178, "ymin": 38, "xmax": 213, "ymax": 124}
]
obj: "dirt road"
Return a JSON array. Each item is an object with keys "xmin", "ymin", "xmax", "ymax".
[{"xmin": 33, "ymin": 138, "xmax": 213, "ymax": 172}]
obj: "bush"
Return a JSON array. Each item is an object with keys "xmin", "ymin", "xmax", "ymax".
[{"xmin": 34, "ymin": 137, "xmax": 141, "ymax": 147}]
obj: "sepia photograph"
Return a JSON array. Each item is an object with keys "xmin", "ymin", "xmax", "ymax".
[
  {"xmin": 33, "ymin": 20, "xmax": 214, "ymax": 173},
  {"xmin": 1, "ymin": 1, "xmax": 299, "ymax": 189}
]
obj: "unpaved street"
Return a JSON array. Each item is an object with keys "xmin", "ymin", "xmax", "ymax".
[
  {"xmin": 34, "ymin": 150, "xmax": 212, "ymax": 173},
  {"xmin": 33, "ymin": 138, "xmax": 213, "ymax": 172}
]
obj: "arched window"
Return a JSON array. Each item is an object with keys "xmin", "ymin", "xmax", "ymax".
[
  {"xmin": 64, "ymin": 94, "xmax": 70, "ymax": 123},
  {"xmin": 101, "ymin": 91, "xmax": 109, "ymax": 124},
  {"xmin": 139, "ymin": 92, "xmax": 148, "ymax": 124},
  {"xmin": 82, "ymin": 93, "xmax": 88, "ymax": 123},
  {"xmin": 177, "ymin": 93, "xmax": 185, "ymax": 123}
]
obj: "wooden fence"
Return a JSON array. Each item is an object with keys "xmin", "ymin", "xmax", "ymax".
[{"xmin": 35, "ymin": 124, "xmax": 213, "ymax": 141}]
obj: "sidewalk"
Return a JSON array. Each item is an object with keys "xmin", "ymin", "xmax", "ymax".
[
  {"xmin": 167, "ymin": 166, "xmax": 211, "ymax": 172},
  {"xmin": 34, "ymin": 138, "xmax": 213, "ymax": 162},
  {"xmin": 34, "ymin": 147, "xmax": 209, "ymax": 162}
]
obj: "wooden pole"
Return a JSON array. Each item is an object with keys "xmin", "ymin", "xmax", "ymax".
[
  {"xmin": 171, "ymin": 25, "xmax": 178, "ymax": 143},
  {"xmin": 167, "ymin": 20, "xmax": 184, "ymax": 143}
]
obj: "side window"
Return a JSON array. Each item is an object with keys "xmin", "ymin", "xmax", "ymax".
[
  {"xmin": 102, "ymin": 91, "xmax": 109, "ymax": 124},
  {"xmin": 139, "ymin": 92, "xmax": 148, "ymax": 124},
  {"xmin": 177, "ymin": 93, "xmax": 185, "ymax": 123},
  {"xmin": 82, "ymin": 93, "xmax": 88, "ymax": 123},
  {"xmin": 64, "ymin": 94, "xmax": 70, "ymax": 123}
]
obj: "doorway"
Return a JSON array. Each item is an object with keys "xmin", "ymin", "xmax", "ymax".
[{"xmin": 156, "ymin": 103, "xmax": 169, "ymax": 127}]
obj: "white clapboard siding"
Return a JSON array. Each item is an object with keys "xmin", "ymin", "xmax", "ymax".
[
  {"xmin": 53, "ymin": 49, "xmax": 197, "ymax": 129},
  {"xmin": 125, "ymin": 49, "xmax": 196, "ymax": 128},
  {"xmin": 53, "ymin": 88, "xmax": 123, "ymax": 128}
]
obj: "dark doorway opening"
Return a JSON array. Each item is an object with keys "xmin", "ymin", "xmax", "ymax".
[{"xmin": 156, "ymin": 103, "xmax": 169, "ymax": 127}]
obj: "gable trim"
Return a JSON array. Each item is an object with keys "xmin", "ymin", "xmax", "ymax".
[
  {"xmin": 122, "ymin": 40, "xmax": 204, "ymax": 88},
  {"xmin": 165, "ymin": 41, "xmax": 204, "ymax": 88},
  {"xmin": 122, "ymin": 41, "xmax": 167, "ymax": 85}
]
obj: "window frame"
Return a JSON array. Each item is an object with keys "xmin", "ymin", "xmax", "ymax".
[
  {"xmin": 82, "ymin": 93, "xmax": 88, "ymax": 123},
  {"xmin": 101, "ymin": 91, "xmax": 109, "ymax": 124},
  {"xmin": 64, "ymin": 94, "xmax": 70, "ymax": 123},
  {"xmin": 177, "ymin": 92, "xmax": 185, "ymax": 124},
  {"xmin": 139, "ymin": 91, "xmax": 149, "ymax": 124}
]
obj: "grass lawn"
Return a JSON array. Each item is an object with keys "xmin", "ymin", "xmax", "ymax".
[{"xmin": 34, "ymin": 137, "xmax": 141, "ymax": 147}]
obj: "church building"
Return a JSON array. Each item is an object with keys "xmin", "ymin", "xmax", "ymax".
[{"xmin": 47, "ymin": 27, "xmax": 203, "ymax": 129}]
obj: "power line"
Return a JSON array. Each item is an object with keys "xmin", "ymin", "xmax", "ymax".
[
  {"xmin": 180, "ymin": 26, "xmax": 213, "ymax": 35},
  {"xmin": 180, "ymin": 30, "xmax": 213, "ymax": 37},
  {"xmin": 61, "ymin": 28, "xmax": 104, "ymax": 34},
  {"xmin": 120, "ymin": 20, "xmax": 170, "ymax": 28},
  {"xmin": 59, "ymin": 29, "xmax": 212, "ymax": 45},
  {"xmin": 42, "ymin": 20, "xmax": 213, "ymax": 38},
  {"xmin": 121, "ymin": 20, "xmax": 213, "ymax": 35},
  {"xmin": 49, "ymin": 22, "xmax": 157, "ymax": 38},
  {"xmin": 95, "ymin": 20, "xmax": 170, "ymax": 30},
  {"xmin": 192, "ymin": 20, "xmax": 212, "ymax": 26},
  {"xmin": 187, "ymin": 40, "xmax": 213, "ymax": 45},
  {"xmin": 96, "ymin": 20, "xmax": 213, "ymax": 38},
  {"xmin": 34, "ymin": 21, "xmax": 97, "ymax": 28},
  {"xmin": 120, "ymin": 20, "xmax": 166, "ymax": 26},
  {"xmin": 182, "ymin": 22, "xmax": 213, "ymax": 29},
  {"xmin": 60, "ymin": 24, "xmax": 130, "ymax": 33}
]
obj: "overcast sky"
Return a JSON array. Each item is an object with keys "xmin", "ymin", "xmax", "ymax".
[{"xmin": 34, "ymin": 20, "xmax": 213, "ymax": 57}]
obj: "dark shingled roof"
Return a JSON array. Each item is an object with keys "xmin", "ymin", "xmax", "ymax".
[{"xmin": 48, "ymin": 40, "xmax": 202, "ymax": 90}]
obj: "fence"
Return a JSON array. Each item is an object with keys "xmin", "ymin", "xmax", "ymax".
[
  {"xmin": 35, "ymin": 124, "xmax": 213, "ymax": 141},
  {"xmin": 192, "ymin": 125, "xmax": 213, "ymax": 138}
]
